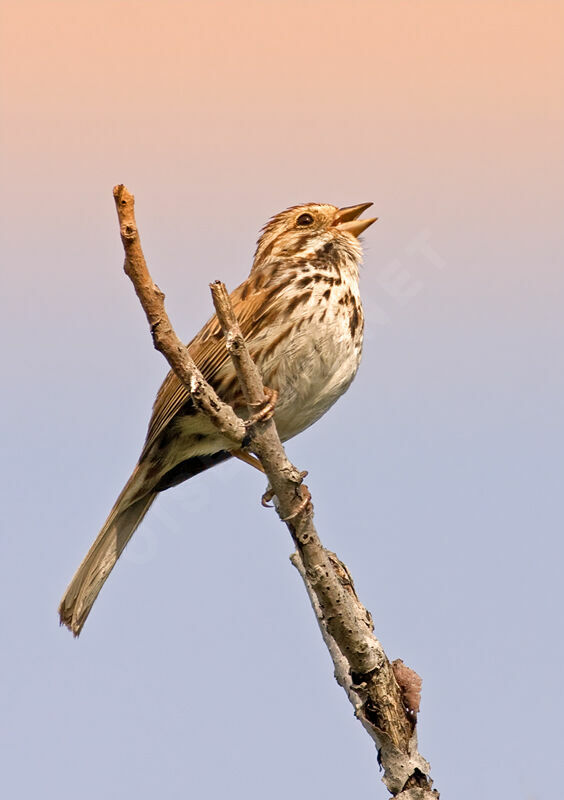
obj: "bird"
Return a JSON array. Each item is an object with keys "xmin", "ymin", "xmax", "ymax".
[{"xmin": 59, "ymin": 202, "xmax": 377, "ymax": 635}]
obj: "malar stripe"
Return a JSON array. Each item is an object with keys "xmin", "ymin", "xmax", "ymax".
[{"xmin": 317, "ymin": 240, "xmax": 335, "ymax": 258}]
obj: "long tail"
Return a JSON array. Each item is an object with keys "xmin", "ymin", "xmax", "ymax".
[
  {"xmin": 59, "ymin": 471, "xmax": 157, "ymax": 637},
  {"xmin": 59, "ymin": 450, "xmax": 232, "ymax": 636}
]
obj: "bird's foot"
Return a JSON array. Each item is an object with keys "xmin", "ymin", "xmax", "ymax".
[
  {"xmin": 261, "ymin": 470, "xmax": 312, "ymax": 520},
  {"xmin": 246, "ymin": 387, "xmax": 278, "ymax": 427},
  {"xmin": 281, "ymin": 481, "xmax": 313, "ymax": 521}
]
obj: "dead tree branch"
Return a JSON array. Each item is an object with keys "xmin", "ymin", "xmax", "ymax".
[
  {"xmin": 113, "ymin": 184, "xmax": 246, "ymax": 444},
  {"xmin": 112, "ymin": 184, "xmax": 438, "ymax": 799}
]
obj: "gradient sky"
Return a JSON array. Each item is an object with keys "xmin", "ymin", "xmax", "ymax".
[{"xmin": 1, "ymin": 2, "xmax": 563, "ymax": 798}]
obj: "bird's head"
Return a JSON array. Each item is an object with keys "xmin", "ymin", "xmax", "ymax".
[{"xmin": 252, "ymin": 202, "xmax": 377, "ymax": 271}]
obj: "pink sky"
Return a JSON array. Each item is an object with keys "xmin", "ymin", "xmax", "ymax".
[{"xmin": 1, "ymin": 6, "xmax": 563, "ymax": 799}]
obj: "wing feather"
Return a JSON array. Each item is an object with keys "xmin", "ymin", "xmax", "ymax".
[{"xmin": 140, "ymin": 271, "xmax": 283, "ymax": 457}]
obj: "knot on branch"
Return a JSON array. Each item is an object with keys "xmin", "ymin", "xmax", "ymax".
[
  {"xmin": 305, "ymin": 564, "xmax": 328, "ymax": 585},
  {"xmin": 189, "ymin": 374, "xmax": 204, "ymax": 396},
  {"xmin": 150, "ymin": 319, "xmax": 164, "ymax": 340},
  {"xmin": 121, "ymin": 222, "xmax": 137, "ymax": 241},
  {"xmin": 225, "ymin": 330, "xmax": 244, "ymax": 354},
  {"xmin": 149, "ymin": 315, "xmax": 173, "ymax": 350},
  {"xmin": 401, "ymin": 768, "xmax": 439, "ymax": 798},
  {"xmin": 348, "ymin": 642, "xmax": 382, "ymax": 678}
]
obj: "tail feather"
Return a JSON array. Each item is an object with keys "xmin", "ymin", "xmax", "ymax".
[
  {"xmin": 59, "ymin": 477, "xmax": 156, "ymax": 636},
  {"xmin": 59, "ymin": 450, "xmax": 233, "ymax": 636}
]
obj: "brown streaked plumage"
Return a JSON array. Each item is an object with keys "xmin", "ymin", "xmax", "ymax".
[{"xmin": 59, "ymin": 202, "xmax": 377, "ymax": 635}]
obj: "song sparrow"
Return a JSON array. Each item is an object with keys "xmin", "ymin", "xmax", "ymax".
[{"xmin": 59, "ymin": 202, "xmax": 377, "ymax": 635}]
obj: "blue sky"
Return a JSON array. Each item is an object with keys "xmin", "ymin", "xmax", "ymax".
[{"xmin": 1, "ymin": 2, "xmax": 563, "ymax": 798}]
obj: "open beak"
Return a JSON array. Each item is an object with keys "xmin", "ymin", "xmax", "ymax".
[{"xmin": 333, "ymin": 202, "xmax": 378, "ymax": 238}]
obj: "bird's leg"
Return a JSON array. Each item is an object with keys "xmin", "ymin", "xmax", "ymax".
[
  {"xmin": 231, "ymin": 449, "xmax": 265, "ymax": 473},
  {"xmin": 245, "ymin": 387, "xmax": 278, "ymax": 427}
]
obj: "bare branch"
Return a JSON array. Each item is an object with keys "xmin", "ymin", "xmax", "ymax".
[
  {"xmin": 291, "ymin": 552, "xmax": 433, "ymax": 798},
  {"xmin": 115, "ymin": 187, "xmax": 438, "ymax": 798},
  {"xmin": 112, "ymin": 184, "xmax": 246, "ymax": 444},
  {"xmin": 210, "ymin": 281, "xmax": 437, "ymax": 797}
]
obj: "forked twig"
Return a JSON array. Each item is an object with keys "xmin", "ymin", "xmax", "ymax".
[{"xmin": 113, "ymin": 184, "xmax": 438, "ymax": 798}]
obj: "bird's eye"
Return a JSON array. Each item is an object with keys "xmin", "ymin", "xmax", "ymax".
[{"xmin": 296, "ymin": 213, "xmax": 314, "ymax": 227}]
